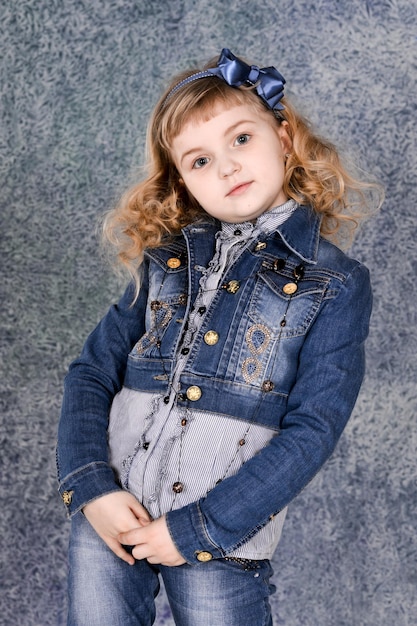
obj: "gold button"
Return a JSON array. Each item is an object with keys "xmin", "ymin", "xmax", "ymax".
[
  {"xmin": 204, "ymin": 330, "xmax": 219, "ymax": 346},
  {"xmin": 226, "ymin": 280, "xmax": 240, "ymax": 294},
  {"xmin": 283, "ymin": 282, "xmax": 298, "ymax": 295},
  {"xmin": 167, "ymin": 257, "xmax": 181, "ymax": 268},
  {"xmin": 196, "ymin": 551, "xmax": 213, "ymax": 562},
  {"xmin": 186, "ymin": 385, "xmax": 202, "ymax": 401},
  {"xmin": 62, "ymin": 490, "xmax": 73, "ymax": 506},
  {"xmin": 255, "ymin": 241, "xmax": 267, "ymax": 251}
]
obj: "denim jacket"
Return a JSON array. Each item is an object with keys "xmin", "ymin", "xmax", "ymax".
[{"xmin": 57, "ymin": 205, "xmax": 372, "ymax": 564}]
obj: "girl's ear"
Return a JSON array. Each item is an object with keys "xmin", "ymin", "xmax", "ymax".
[{"xmin": 276, "ymin": 121, "xmax": 293, "ymax": 154}]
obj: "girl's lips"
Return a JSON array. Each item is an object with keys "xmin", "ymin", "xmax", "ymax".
[{"xmin": 227, "ymin": 181, "xmax": 252, "ymax": 196}]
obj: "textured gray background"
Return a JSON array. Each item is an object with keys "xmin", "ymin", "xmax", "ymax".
[{"xmin": 1, "ymin": 0, "xmax": 416, "ymax": 624}]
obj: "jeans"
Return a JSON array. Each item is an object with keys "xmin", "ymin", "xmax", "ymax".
[{"xmin": 68, "ymin": 513, "xmax": 276, "ymax": 626}]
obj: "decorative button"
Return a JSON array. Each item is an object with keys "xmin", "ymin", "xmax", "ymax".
[
  {"xmin": 172, "ymin": 482, "xmax": 184, "ymax": 493},
  {"xmin": 167, "ymin": 258, "xmax": 181, "ymax": 268},
  {"xmin": 226, "ymin": 280, "xmax": 240, "ymax": 294},
  {"xmin": 163, "ymin": 396, "xmax": 170, "ymax": 404},
  {"xmin": 273, "ymin": 258, "xmax": 285, "ymax": 271},
  {"xmin": 181, "ymin": 418, "xmax": 187, "ymax": 427},
  {"xmin": 293, "ymin": 264, "xmax": 305, "ymax": 280},
  {"xmin": 255, "ymin": 241, "xmax": 267, "ymax": 251},
  {"xmin": 198, "ymin": 306, "xmax": 207, "ymax": 315},
  {"xmin": 196, "ymin": 551, "xmax": 213, "ymax": 562},
  {"xmin": 186, "ymin": 386, "xmax": 202, "ymax": 401},
  {"xmin": 62, "ymin": 491, "xmax": 73, "ymax": 506},
  {"xmin": 283, "ymin": 282, "xmax": 298, "ymax": 295},
  {"xmin": 262, "ymin": 380, "xmax": 275, "ymax": 392},
  {"xmin": 204, "ymin": 330, "xmax": 219, "ymax": 346},
  {"xmin": 234, "ymin": 229, "xmax": 242, "ymax": 236}
]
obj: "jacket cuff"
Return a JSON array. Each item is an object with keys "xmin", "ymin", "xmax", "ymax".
[
  {"xmin": 166, "ymin": 501, "xmax": 225, "ymax": 565},
  {"xmin": 58, "ymin": 462, "xmax": 121, "ymax": 517}
]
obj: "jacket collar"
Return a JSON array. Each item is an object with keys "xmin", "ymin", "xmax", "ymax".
[
  {"xmin": 182, "ymin": 205, "xmax": 322, "ymax": 265},
  {"xmin": 275, "ymin": 205, "xmax": 321, "ymax": 264}
]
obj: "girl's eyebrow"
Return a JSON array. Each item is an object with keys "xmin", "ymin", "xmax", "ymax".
[
  {"xmin": 178, "ymin": 119, "xmax": 256, "ymax": 165},
  {"xmin": 179, "ymin": 146, "xmax": 205, "ymax": 165},
  {"xmin": 224, "ymin": 119, "xmax": 256, "ymax": 135}
]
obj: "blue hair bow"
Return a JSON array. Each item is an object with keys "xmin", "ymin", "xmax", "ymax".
[
  {"xmin": 164, "ymin": 48, "xmax": 286, "ymax": 111},
  {"xmin": 207, "ymin": 48, "xmax": 286, "ymax": 111}
]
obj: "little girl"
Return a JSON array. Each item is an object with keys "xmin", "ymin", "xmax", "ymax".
[{"xmin": 58, "ymin": 48, "xmax": 375, "ymax": 625}]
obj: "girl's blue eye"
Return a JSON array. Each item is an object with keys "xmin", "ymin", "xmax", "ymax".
[
  {"xmin": 235, "ymin": 134, "xmax": 250, "ymax": 145},
  {"xmin": 193, "ymin": 157, "xmax": 209, "ymax": 169}
]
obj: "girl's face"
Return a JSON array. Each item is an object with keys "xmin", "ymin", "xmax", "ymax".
[{"xmin": 171, "ymin": 103, "xmax": 292, "ymax": 223}]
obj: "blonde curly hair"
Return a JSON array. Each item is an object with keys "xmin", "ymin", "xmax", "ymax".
[{"xmin": 103, "ymin": 56, "xmax": 380, "ymax": 290}]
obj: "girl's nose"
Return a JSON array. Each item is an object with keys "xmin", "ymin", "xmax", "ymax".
[{"xmin": 220, "ymin": 157, "xmax": 240, "ymax": 178}]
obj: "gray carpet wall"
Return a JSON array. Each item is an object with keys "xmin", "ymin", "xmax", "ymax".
[{"xmin": 1, "ymin": 1, "xmax": 416, "ymax": 624}]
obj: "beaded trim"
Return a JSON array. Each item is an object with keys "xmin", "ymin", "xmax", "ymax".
[{"xmin": 223, "ymin": 556, "xmax": 262, "ymax": 571}]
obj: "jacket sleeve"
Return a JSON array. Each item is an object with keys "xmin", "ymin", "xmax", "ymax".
[
  {"xmin": 165, "ymin": 262, "xmax": 372, "ymax": 564},
  {"xmin": 57, "ymin": 266, "xmax": 149, "ymax": 516}
]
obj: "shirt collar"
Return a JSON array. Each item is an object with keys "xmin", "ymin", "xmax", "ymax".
[{"xmin": 220, "ymin": 199, "xmax": 298, "ymax": 240}]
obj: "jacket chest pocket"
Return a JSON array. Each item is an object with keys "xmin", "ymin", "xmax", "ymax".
[
  {"xmin": 130, "ymin": 269, "xmax": 188, "ymax": 358},
  {"xmin": 248, "ymin": 272, "xmax": 329, "ymax": 339}
]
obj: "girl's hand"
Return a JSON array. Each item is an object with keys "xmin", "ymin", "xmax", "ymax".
[
  {"xmin": 118, "ymin": 515, "xmax": 186, "ymax": 567},
  {"xmin": 83, "ymin": 491, "xmax": 152, "ymax": 565}
]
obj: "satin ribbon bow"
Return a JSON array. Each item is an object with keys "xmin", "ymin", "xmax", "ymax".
[
  {"xmin": 164, "ymin": 48, "xmax": 286, "ymax": 110},
  {"xmin": 207, "ymin": 48, "xmax": 286, "ymax": 111}
]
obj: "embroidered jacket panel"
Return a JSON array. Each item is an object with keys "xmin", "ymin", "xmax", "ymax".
[{"xmin": 57, "ymin": 205, "xmax": 372, "ymax": 564}]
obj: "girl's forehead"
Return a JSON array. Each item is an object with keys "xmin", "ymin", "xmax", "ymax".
[
  {"xmin": 186, "ymin": 101, "xmax": 241, "ymax": 124},
  {"xmin": 169, "ymin": 103, "xmax": 278, "ymax": 166},
  {"xmin": 172, "ymin": 99, "xmax": 264, "ymax": 139}
]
